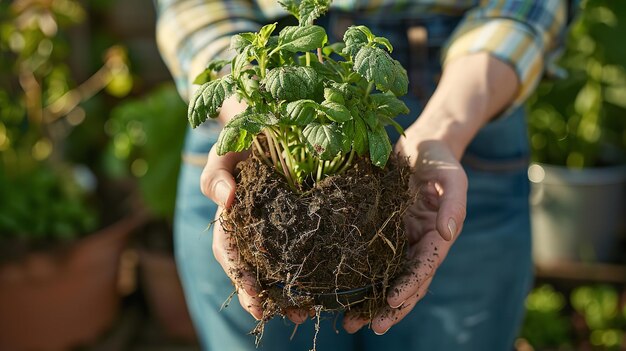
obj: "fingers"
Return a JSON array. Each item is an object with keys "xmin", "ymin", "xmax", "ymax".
[
  {"xmin": 387, "ymin": 229, "xmax": 450, "ymax": 308},
  {"xmin": 371, "ymin": 276, "xmax": 433, "ymax": 335},
  {"xmin": 343, "ymin": 276, "xmax": 434, "ymax": 335},
  {"xmin": 343, "ymin": 311, "xmax": 371, "ymax": 334},
  {"xmin": 238, "ymin": 289, "xmax": 263, "ymax": 320},
  {"xmin": 200, "ymin": 145, "xmax": 249, "ymax": 208},
  {"xmin": 285, "ymin": 308, "xmax": 309, "ymax": 325},
  {"xmin": 434, "ymin": 169, "xmax": 467, "ymax": 241},
  {"xmin": 212, "ymin": 208, "xmax": 259, "ymax": 297}
]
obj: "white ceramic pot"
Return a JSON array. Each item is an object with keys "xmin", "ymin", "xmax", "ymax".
[{"xmin": 529, "ymin": 163, "xmax": 626, "ymax": 263}]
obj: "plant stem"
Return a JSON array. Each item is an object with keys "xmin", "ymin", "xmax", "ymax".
[
  {"xmin": 267, "ymin": 128, "xmax": 297, "ymax": 191},
  {"xmin": 277, "ymin": 126, "xmax": 300, "ymax": 190},
  {"xmin": 316, "ymin": 157, "xmax": 324, "ymax": 182},
  {"xmin": 253, "ymin": 136, "xmax": 272, "ymax": 168},
  {"xmin": 337, "ymin": 149, "xmax": 355, "ymax": 174},
  {"xmin": 326, "ymin": 154, "xmax": 342, "ymax": 174},
  {"xmin": 317, "ymin": 48, "xmax": 323, "ymax": 63},
  {"xmin": 306, "ymin": 52, "xmax": 311, "ymax": 67},
  {"xmin": 364, "ymin": 81, "xmax": 374, "ymax": 99},
  {"xmin": 265, "ymin": 130, "xmax": 281, "ymax": 174}
]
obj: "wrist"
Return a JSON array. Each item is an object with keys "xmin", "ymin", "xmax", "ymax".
[
  {"xmin": 405, "ymin": 108, "xmax": 478, "ymax": 161},
  {"xmin": 402, "ymin": 53, "xmax": 519, "ymax": 160}
]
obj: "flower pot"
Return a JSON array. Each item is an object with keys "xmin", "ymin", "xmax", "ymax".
[
  {"xmin": 529, "ymin": 163, "xmax": 626, "ymax": 263},
  {"xmin": 137, "ymin": 248, "xmax": 196, "ymax": 342},
  {"xmin": 0, "ymin": 214, "xmax": 144, "ymax": 351}
]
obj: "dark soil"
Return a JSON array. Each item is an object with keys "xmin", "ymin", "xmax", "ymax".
[{"xmin": 221, "ymin": 154, "xmax": 412, "ymax": 326}]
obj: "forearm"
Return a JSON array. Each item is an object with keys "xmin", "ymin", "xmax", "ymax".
[{"xmin": 407, "ymin": 52, "xmax": 519, "ymax": 159}]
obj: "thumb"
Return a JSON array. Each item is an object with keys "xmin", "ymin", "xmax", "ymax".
[
  {"xmin": 435, "ymin": 171, "xmax": 468, "ymax": 241},
  {"xmin": 200, "ymin": 145, "xmax": 248, "ymax": 208}
]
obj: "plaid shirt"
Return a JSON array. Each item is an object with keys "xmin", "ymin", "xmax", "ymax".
[{"xmin": 156, "ymin": 0, "xmax": 567, "ymax": 108}]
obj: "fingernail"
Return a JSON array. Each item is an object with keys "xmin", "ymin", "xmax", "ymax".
[
  {"xmin": 447, "ymin": 218, "xmax": 457, "ymax": 240},
  {"xmin": 374, "ymin": 327, "xmax": 390, "ymax": 336},
  {"xmin": 389, "ymin": 299, "xmax": 405, "ymax": 309},
  {"xmin": 214, "ymin": 180, "xmax": 231, "ymax": 206}
]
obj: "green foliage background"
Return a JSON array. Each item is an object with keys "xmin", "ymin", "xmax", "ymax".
[{"xmin": 528, "ymin": 0, "xmax": 626, "ymax": 168}]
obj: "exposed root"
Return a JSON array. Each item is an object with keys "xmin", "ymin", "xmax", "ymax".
[
  {"xmin": 223, "ymin": 155, "xmax": 412, "ymax": 346},
  {"xmin": 310, "ymin": 306, "xmax": 322, "ymax": 351},
  {"xmin": 220, "ymin": 289, "xmax": 237, "ymax": 311}
]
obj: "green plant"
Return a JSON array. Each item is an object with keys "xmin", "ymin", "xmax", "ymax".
[
  {"xmin": 519, "ymin": 284, "xmax": 626, "ymax": 351},
  {"xmin": 528, "ymin": 0, "xmax": 626, "ymax": 168},
  {"xmin": 104, "ymin": 84, "xmax": 187, "ymax": 219},
  {"xmin": 0, "ymin": 0, "xmax": 130, "ymax": 245},
  {"xmin": 187, "ymin": 0, "xmax": 409, "ymax": 191},
  {"xmin": 520, "ymin": 285, "xmax": 572, "ymax": 349},
  {"xmin": 571, "ymin": 285, "xmax": 626, "ymax": 350}
]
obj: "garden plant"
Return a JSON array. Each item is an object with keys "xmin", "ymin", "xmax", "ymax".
[{"xmin": 187, "ymin": 0, "xmax": 414, "ymax": 340}]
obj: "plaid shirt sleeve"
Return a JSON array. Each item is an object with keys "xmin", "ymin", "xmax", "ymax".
[
  {"xmin": 155, "ymin": 0, "xmax": 262, "ymax": 101},
  {"xmin": 442, "ymin": 0, "xmax": 567, "ymax": 107}
]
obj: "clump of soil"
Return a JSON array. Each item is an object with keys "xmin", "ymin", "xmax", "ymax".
[{"xmin": 221, "ymin": 154, "xmax": 412, "ymax": 323}]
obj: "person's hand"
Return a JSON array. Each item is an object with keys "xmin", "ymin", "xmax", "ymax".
[
  {"xmin": 200, "ymin": 97, "xmax": 309, "ymax": 324},
  {"xmin": 342, "ymin": 126, "xmax": 468, "ymax": 334}
]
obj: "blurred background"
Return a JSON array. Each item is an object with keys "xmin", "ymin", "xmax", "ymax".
[{"xmin": 0, "ymin": 0, "xmax": 624, "ymax": 350}]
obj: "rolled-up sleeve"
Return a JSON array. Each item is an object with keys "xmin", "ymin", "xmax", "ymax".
[
  {"xmin": 443, "ymin": 0, "xmax": 567, "ymax": 107},
  {"xmin": 156, "ymin": 0, "xmax": 262, "ymax": 101}
]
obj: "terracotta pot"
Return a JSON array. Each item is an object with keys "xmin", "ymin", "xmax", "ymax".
[
  {"xmin": 0, "ymin": 214, "xmax": 145, "ymax": 351},
  {"xmin": 138, "ymin": 248, "xmax": 197, "ymax": 342}
]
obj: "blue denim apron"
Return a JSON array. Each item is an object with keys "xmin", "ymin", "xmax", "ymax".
[{"xmin": 174, "ymin": 11, "xmax": 532, "ymax": 351}]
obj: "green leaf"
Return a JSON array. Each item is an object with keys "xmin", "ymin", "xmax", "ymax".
[
  {"xmin": 281, "ymin": 99, "xmax": 319, "ymax": 125},
  {"xmin": 367, "ymin": 124, "xmax": 392, "ymax": 168},
  {"xmin": 240, "ymin": 73, "xmax": 260, "ymax": 100},
  {"xmin": 193, "ymin": 70, "xmax": 213, "ymax": 86},
  {"xmin": 193, "ymin": 59, "xmax": 230, "ymax": 85},
  {"xmin": 262, "ymin": 66, "xmax": 319, "ymax": 101},
  {"xmin": 331, "ymin": 82, "xmax": 358, "ymax": 101},
  {"xmin": 352, "ymin": 115, "xmax": 369, "ymax": 156},
  {"xmin": 230, "ymin": 33, "xmax": 256, "ymax": 53},
  {"xmin": 322, "ymin": 42, "xmax": 346, "ymax": 57},
  {"xmin": 258, "ymin": 23, "xmax": 277, "ymax": 47},
  {"xmin": 302, "ymin": 122, "xmax": 343, "ymax": 160},
  {"xmin": 323, "ymin": 87, "xmax": 345, "ymax": 104},
  {"xmin": 216, "ymin": 126, "xmax": 253, "ymax": 155},
  {"xmin": 362, "ymin": 110, "xmax": 378, "ymax": 129},
  {"xmin": 370, "ymin": 93, "xmax": 409, "ymax": 117},
  {"xmin": 231, "ymin": 46, "xmax": 252, "ymax": 79},
  {"xmin": 298, "ymin": 0, "xmax": 331, "ymax": 26},
  {"xmin": 320, "ymin": 101, "xmax": 351, "ymax": 122},
  {"xmin": 389, "ymin": 60, "xmax": 409, "ymax": 96},
  {"xmin": 353, "ymin": 46, "xmax": 408, "ymax": 96},
  {"xmin": 187, "ymin": 76, "xmax": 235, "ymax": 128},
  {"xmin": 341, "ymin": 119, "xmax": 354, "ymax": 153},
  {"xmin": 379, "ymin": 115, "xmax": 405, "ymax": 136},
  {"xmin": 278, "ymin": 0, "xmax": 300, "ymax": 19},
  {"xmin": 342, "ymin": 26, "xmax": 369, "ymax": 57},
  {"xmin": 224, "ymin": 109, "xmax": 264, "ymax": 134},
  {"xmin": 297, "ymin": 57, "xmax": 343, "ymax": 81},
  {"xmin": 278, "ymin": 25, "xmax": 327, "ymax": 53},
  {"xmin": 373, "ymin": 37, "xmax": 393, "ymax": 52}
]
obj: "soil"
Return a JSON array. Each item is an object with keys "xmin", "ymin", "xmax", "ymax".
[{"xmin": 221, "ymin": 153, "xmax": 412, "ymax": 325}]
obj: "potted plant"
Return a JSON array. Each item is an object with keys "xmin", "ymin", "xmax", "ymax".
[
  {"xmin": 527, "ymin": 0, "xmax": 626, "ymax": 264},
  {"xmin": 0, "ymin": 1, "xmax": 141, "ymax": 350},
  {"xmin": 105, "ymin": 84, "xmax": 196, "ymax": 342},
  {"xmin": 187, "ymin": 0, "xmax": 412, "ymax": 342}
]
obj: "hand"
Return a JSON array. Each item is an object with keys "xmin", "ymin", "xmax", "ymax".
[
  {"xmin": 200, "ymin": 98, "xmax": 309, "ymax": 324},
  {"xmin": 343, "ymin": 127, "xmax": 468, "ymax": 334}
]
